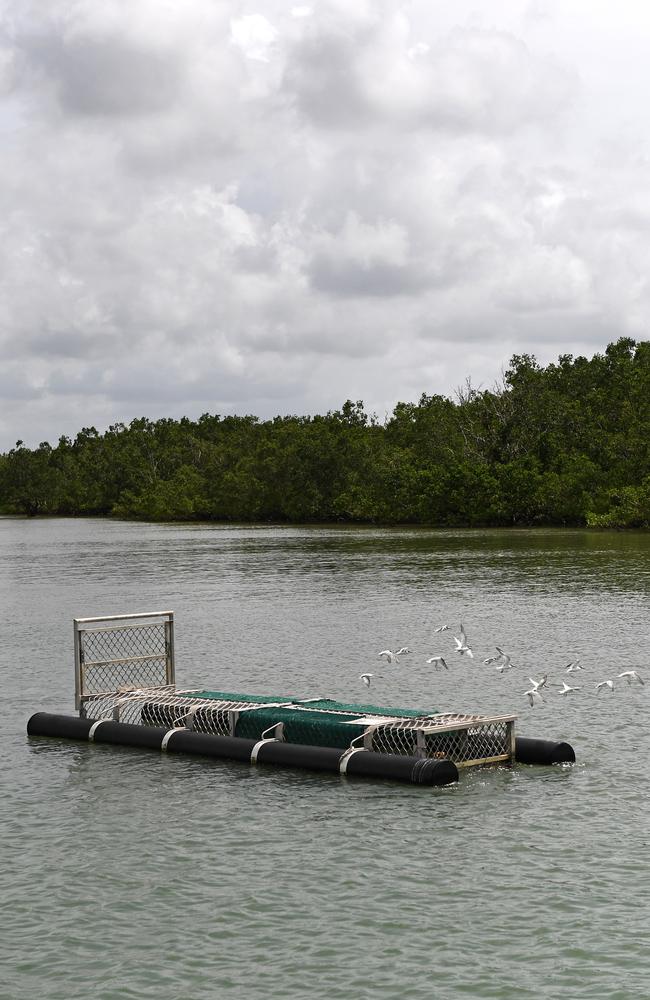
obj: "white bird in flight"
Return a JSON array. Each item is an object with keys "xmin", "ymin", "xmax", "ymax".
[
  {"xmin": 617, "ymin": 670, "xmax": 644, "ymax": 686},
  {"xmin": 558, "ymin": 681, "xmax": 581, "ymax": 695},
  {"xmin": 483, "ymin": 654, "xmax": 500, "ymax": 665},
  {"xmin": 434, "ymin": 625, "xmax": 450, "ymax": 633},
  {"xmin": 528, "ymin": 675, "xmax": 547, "ymax": 692},
  {"xmin": 595, "ymin": 680, "xmax": 614, "ymax": 694},
  {"xmin": 494, "ymin": 648, "xmax": 515, "ymax": 672},
  {"xmin": 453, "ymin": 625, "xmax": 473, "ymax": 658},
  {"xmin": 524, "ymin": 687, "xmax": 545, "ymax": 707},
  {"xmin": 395, "ymin": 646, "xmax": 412, "ymax": 656},
  {"xmin": 426, "ymin": 656, "xmax": 448, "ymax": 670},
  {"xmin": 378, "ymin": 649, "xmax": 399, "ymax": 663},
  {"xmin": 566, "ymin": 660, "xmax": 583, "ymax": 673},
  {"xmin": 360, "ymin": 673, "xmax": 373, "ymax": 687},
  {"xmin": 495, "ymin": 646, "xmax": 516, "ymax": 669}
]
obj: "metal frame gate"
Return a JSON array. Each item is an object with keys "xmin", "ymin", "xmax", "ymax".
[{"xmin": 74, "ymin": 611, "xmax": 175, "ymax": 713}]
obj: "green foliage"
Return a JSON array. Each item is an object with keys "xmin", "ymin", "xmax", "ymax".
[{"xmin": 3, "ymin": 342, "xmax": 650, "ymax": 526}]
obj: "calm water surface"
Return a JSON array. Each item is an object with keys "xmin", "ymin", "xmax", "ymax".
[{"xmin": 3, "ymin": 518, "xmax": 650, "ymax": 999}]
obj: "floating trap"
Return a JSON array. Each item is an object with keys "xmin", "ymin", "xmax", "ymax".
[{"xmin": 26, "ymin": 611, "xmax": 575, "ymax": 783}]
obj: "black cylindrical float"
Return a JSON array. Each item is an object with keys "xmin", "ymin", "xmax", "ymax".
[
  {"xmin": 26, "ymin": 713, "xmax": 459, "ymax": 786},
  {"xmin": 27, "ymin": 712, "xmax": 93, "ymax": 740},
  {"xmin": 254, "ymin": 739, "xmax": 342, "ymax": 773},
  {"xmin": 345, "ymin": 750, "xmax": 459, "ymax": 786},
  {"xmin": 515, "ymin": 736, "xmax": 575, "ymax": 765},
  {"xmin": 91, "ymin": 721, "xmax": 169, "ymax": 749},
  {"xmin": 165, "ymin": 729, "xmax": 257, "ymax": 762}
]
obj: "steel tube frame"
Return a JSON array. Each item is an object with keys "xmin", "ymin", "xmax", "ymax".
[{"xmin": 74, "ymin": 611, "xmax": 175, "ymax": 713}]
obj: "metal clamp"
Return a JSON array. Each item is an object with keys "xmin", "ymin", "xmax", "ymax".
[
  {"xmin": 250, "ymin": 722, "xmax": 284, "ymax": 763},
  {"xmin": 88, "ymin": 720, "xmax": 107, "ymax": 742},
  {"xmin": 338, "ymin": 747, "xmax": 367, "ymax": 774},
  {"xmin": 339, "ymin": 732, "xmax": 369, "ymax": 774},
  {"xmin": 161, "ymin": 728, "xmax": 185, "ymax": 751}
]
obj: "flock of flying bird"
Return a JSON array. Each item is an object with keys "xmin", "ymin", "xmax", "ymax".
[{"xmin": 358, "ymin": 623, "xmax": 645, "ymax": 707}]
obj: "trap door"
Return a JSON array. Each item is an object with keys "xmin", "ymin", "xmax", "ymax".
[{"xmin": 74, "ymin": 611, "xmax": 175, "ymax": 711}]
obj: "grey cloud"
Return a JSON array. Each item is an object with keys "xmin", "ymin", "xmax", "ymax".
[
  {"xmin": 283, "ymin": 29, "xmax": 371, "ymax": 127},
  {"xmin": 283, "ymin": 16, "xmax": 575, "ymax": 136},
  {"xmin": 59, "ymin": 38, "xmax": 182, "ymax": 116},
  {"xmin": 0, "ymin": 369, "xmax": 41, "ymax": 401},
  {"xmin": 308, "ymin": 253, "xmax": 423, "ymax": 297}
]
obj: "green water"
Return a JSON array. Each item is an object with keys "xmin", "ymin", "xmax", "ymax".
[{"xmin": 3, "ymin": 519, "xmax": 650, "ymax": 999}]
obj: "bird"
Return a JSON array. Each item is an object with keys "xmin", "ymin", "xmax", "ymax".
[
  {"xmin": 378, "ymin": 649, "xmax": 399, "ymax": 663},
  {"xmin": 360, "ymin": 673, "xmax": 373, "ymax": 687},
  {"xmin": 596, "ymin": 680, "xmax": 614, "ymax": 694},
  {"xmin": 617, "ymin": 670, "xmax": 644, "ymax": 686},
  {"xmin": 528, "ymin": 675, "xmax": 547, "ymax": 692},
  {"xmin": 433, "ymin": 625, "xmax": 450, "ymax": 633},
  {"xmin": 426, "ymin": 656, "xmax": 448, "ymax": 670},
  {"xmin": 494, "ymin": 648, "xmax": 514, "ymax": 672},
  {"xmin": 524, "ymin": 687, "xmax": 545, "ymax": 707},
  {"xmin": 558, "ymin": 681, "xmax": 581, "ymax": 695},
  {"xmin": 395, "ymin": 646, "xmax": 412, "ymax": 656},
  {"xmin": 453, "ymin": 625, "xmax": 473, "ymax": 658},
  {"xmin": 566, "ymin": 660, "xmax": 583, "ymax": 673},
  {"xmin": 483, "ymin": 654, "xmax": 500, "ymax": 665}
]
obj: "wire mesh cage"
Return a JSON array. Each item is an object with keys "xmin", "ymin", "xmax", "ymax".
[
  {"xmin": 369, "ymin": 715, "xmax": 515, "ymax": 767},
  {"xmin": 81, "ymin": 686, "xmax": 516, "ymax": 767}
]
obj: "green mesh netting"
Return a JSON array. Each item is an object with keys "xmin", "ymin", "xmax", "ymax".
[
  {"xmin": 186, "ymin": 690, "xmax": 439, "ymax": 750},
  {"xmin": 234, "ymin": 706, "xmax": 367, "ymax": 748},
  {"xmin": 302, "ymin": 699, "xmax": 432, "ymax": 718}
]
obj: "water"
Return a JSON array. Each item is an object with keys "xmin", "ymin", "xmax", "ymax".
[{"xmin": 3, "ymin": 518, "xmax": 650, "ymax": 999}]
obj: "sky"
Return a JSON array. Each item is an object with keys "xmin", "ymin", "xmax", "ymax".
[{"xmin": 2, "ymin": 1, "xmax": 650, "ymax": 449}]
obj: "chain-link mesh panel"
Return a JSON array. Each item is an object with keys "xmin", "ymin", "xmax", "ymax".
[
  {"xmin": 371, "ymin": 715, "xmax": 514, "ymax": 766},
  {"xmin": 79, "ymin": 623, "xmax": 169, "ymax": 696}
]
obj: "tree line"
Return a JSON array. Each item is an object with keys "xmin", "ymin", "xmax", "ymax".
[{"xmin": 2, "ymin": 337, "xmax": 650, "ymax": 528}]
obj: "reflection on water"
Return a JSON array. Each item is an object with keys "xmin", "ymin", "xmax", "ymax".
[{"xmin": 3, "ymin": 518, "xmax": 650, "ymax": 999}]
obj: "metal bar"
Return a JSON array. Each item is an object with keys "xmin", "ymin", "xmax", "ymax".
[
  {"xmin": 78, "ymin": 624, "xmax": 168, "ymax": 637},
  {"xmin": 508, "ymin": 719, "xmax": 517, "ymax": 762},
  {"xmin": 456, "ymin": 754, "xmax": 511, "ymax": 768},
  {"xmin": 165, "ymin": 613, "xmax": 175, "ymax": 685},
  {"xmin": 74, "ymin": 612, "xmax": 174, "ymax": 624},
  {"xmin": 74, "ymin": 618, "xmax": 81, "ymax": 712},
  {"xmin": 395, "ymin": 717, "xmax": 516, "ymax": 736},
  {"xmin": 82, "ymin": 654, "xmax": 167, "ymax": 669}
]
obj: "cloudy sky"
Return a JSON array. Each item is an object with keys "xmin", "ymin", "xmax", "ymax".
[{"xmin": 2, "ymin": 1, "xmax": 650, "ymax": 449}]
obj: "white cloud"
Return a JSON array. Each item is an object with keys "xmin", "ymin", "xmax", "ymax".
[
  {"xmin": 2, "ymin": 0, "xmax": 650, "ymax": 448},
  {"xmin": 230, "ymin": 14, "xmax": 278, "ymax": 63}
]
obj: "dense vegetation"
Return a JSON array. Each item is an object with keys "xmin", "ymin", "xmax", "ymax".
[{"xmin": 3, "ymin": 338, "xmax": 650, "ymax": 528}]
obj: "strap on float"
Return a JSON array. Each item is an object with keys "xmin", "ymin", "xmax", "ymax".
[{"xmin": 250, "ymin": 722, "xmax": 284, "ymax": 764}]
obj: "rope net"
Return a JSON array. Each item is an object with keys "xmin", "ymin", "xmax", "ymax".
[{"xmin": 81, "ymin": 687, "xmax": 515, "ymax": 767}]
